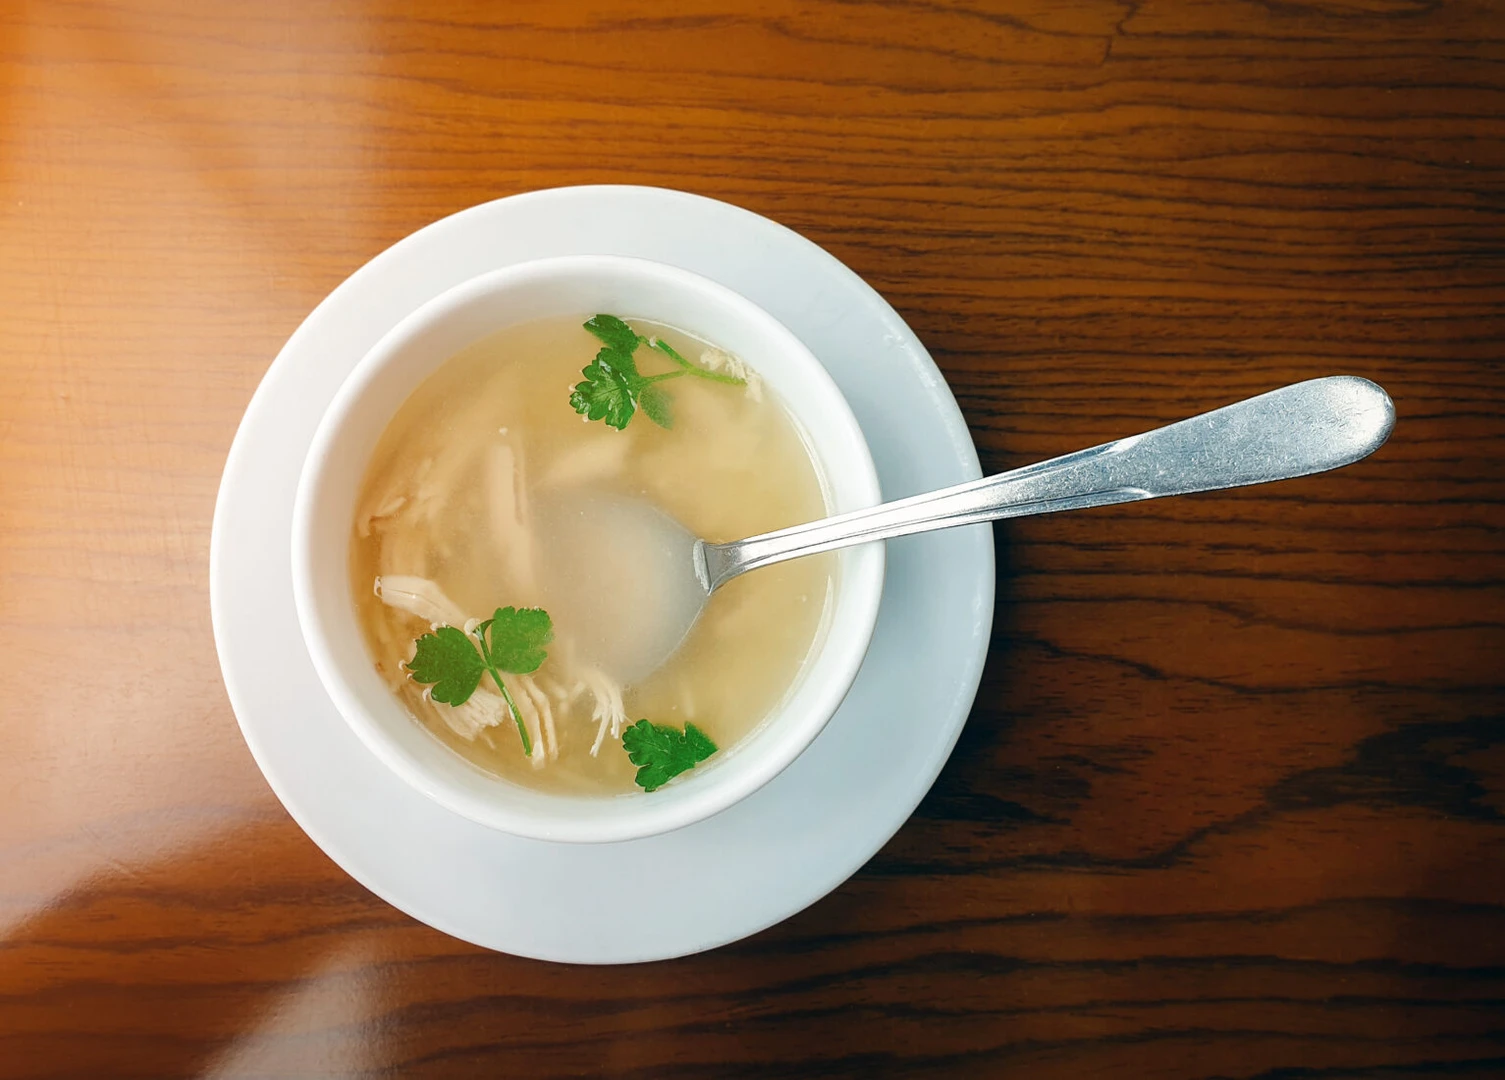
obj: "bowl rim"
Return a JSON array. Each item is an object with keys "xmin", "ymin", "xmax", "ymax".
[{"xmin": 291, "ymin": 253, "xmax": 884, "ymax": 843}]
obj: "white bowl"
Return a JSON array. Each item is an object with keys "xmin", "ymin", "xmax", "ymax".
[{"xmin": 292, "ymin": 255, "xmax": 884, "ymax": 843}]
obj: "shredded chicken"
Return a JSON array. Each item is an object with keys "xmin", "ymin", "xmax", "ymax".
[
  {"xmin": 488, "ymin": 442, "xmax": 536, "ymax": 596},
  {"xmin": 519, "ymin": 676, "xmax": 558, "ymax": 761},
  {"xmin": 699, "ymin": 347, "xmax": 763, "ymax": 402},
  {"xmin": 499, "ymin": 673, "xmax": 546, "ymax": 768},
  {"xmin": 580, "ymin": 665, "xmax": 630, "ymax": 756},
  {"xmin": 429, "ymin": 685, "xmax": 508, "ymax": 741},
  {"xmin": 357, "ymin": 493, "xmax": 407, "ymax": 538},
  {"xmin": 372, "ymin": 571, "xmax": 623, "ymax": 768},
  {"xmin": 540, "ymin": 435, "xmax": 628, "ymax": 489},
  {"xmin": 374, "ymin": 575, "xmax": 466, "ymax": 627}
]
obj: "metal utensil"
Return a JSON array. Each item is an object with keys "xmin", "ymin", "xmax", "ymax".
[{"xmin": 548, "ymin": 376, "xmax": 1395, "ymax": 682}]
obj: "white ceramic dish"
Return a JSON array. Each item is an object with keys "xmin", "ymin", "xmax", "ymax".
[
  {"xmin": 210, "ymin": 186, "xmax": 993, "ymax": 963},
  {"xmin": 293, "ymin": 255, "xmax": 885, "ymax": 843}
]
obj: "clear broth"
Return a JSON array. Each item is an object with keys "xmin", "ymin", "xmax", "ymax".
[{"xmin": 350, "ymin": 315, "xmax": 833, "ymax": 795}]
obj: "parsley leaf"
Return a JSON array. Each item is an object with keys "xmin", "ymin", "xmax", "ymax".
[
  {"xmin": 569, "ymin": 349, "xmax": 639, "ymax": 430},
  {"xmin": 583, "ymin": 313, "xmax": 642, "ymax": 354},
  {"xmin": 569, "ymin": 314, "xmax": 745, "ymax": 431},
  {"xmin": 406, "ymin": 626, "xmax": 487, "ymax": 706},
  {"xmin": 405, "ymin": 607, "xmax": 554, "ymax": 757},
  {"xmin": 637, "ymin": 383, "xmax": 674, "ymax": 429},
  {"xmin": 477, "ymin": 605, "xmax": 553, "ymax": 673},
  {"xmin": 622, "ymin": 719, "xmax": 719, "ymax": 792}
]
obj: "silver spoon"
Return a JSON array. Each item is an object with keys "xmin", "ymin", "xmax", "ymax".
[{"xmin": 540, "ymin": 376, "xmax": 1395, "ymax": 683}]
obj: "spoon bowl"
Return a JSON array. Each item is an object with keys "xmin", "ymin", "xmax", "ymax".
[{"xmin": 532, "ymin": 490, "xmax": 704, "ymax": 685}]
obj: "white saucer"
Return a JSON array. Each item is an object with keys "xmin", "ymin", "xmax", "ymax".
[{"xmin": 210, "ymin": 186, "xmax": 993, "ymax": 964}]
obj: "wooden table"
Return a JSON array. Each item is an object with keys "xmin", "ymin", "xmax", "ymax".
[{"xmin": 3, "ymin": 1, "xmax": 1503, "ymax": 1076}]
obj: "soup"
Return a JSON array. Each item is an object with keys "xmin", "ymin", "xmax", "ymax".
[{"xmin": 349, "ymin": 314, "xmax": 833, "ymax": 795}]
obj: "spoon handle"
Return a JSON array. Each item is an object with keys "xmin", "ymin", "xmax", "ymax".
[{"xmin": 699, "ymin": 376, "xmax": 1395, "ymax": 592}]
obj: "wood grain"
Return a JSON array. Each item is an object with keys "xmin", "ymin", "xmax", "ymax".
[{"xmin": 2, "ymin": 0, "xmax": 1502, "ymax": 1076}]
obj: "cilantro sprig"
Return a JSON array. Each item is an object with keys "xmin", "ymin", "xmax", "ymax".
[
  {"xmin": 402, "ymin": 599, "xmax": 719, "ymax": 790},
  {"xmin": 569, "ymin": 314, "xmax": 745, "ymax": 431},
  {"xmin": 622, "ymin": 719, "xmax": 718, "ymax": 791},
  {"xmin": 406, "ymin": 607, "xmax": 554, "ymax": 755}
]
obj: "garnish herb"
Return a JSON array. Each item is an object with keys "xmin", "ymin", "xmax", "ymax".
[
  {"xmin": 569, "ymin": 314, "xmax": 744, "ymax": 431},
  {"xmin": 406, "ymin": 606, "xmax": 554, "ymax": 755},
  {"xmin": 622, "ymin": 719, "xmax": 719, "ymax": 791}
]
